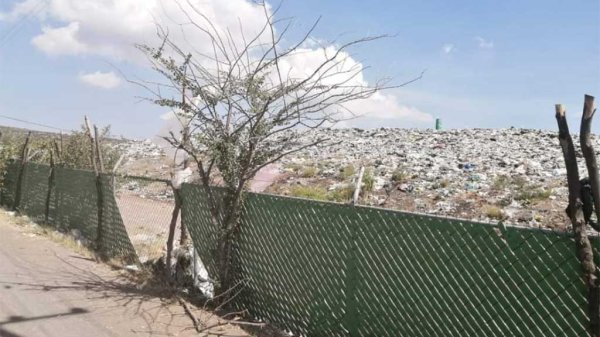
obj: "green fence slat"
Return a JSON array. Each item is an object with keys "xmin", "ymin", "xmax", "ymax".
[
  {"xmin": 1, "ymin": 161, "xmax": 20, "ymax": 207},
  {"xmin": 19, "ymin": 162, "xmax": 51, "ymax": 222},
  {"xmin": 5, "ymin": 163, "xmax": 138, "ymax": 262},
  {"xmin": 5, "ymin": 166, "xmax": 590, "ymax": 337},
  {"xmin": 181, "ymin": 184, "xmax": 591, "ymax": 337}
]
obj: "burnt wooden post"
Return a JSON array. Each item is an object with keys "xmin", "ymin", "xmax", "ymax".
[
  {"xmin": 555, "ymin": 98, "xmax": 599, "ymax": 336},
  {"xmin": 12, "ymin": 131, "xmax": 31, "ymax": 212}
]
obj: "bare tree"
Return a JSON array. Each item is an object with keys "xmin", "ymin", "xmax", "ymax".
[{"xmin": 136, "ymin": 1, "xmax": 420, "ymax": 298}]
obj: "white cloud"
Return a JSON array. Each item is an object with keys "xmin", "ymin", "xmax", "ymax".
[
  {"xmin": 3, "ymin": 0, "xmax": 432, "ymax": 126},
  {"xmin": 345, "ymin": 92, "xmax": 433, "ymax": 123},
  {"xmin": 32, "ymin": 22, "xmax": 88, "ymax": 55},
  {"xmin": 272, "ymin": 46, "xmax": 433, "ymax": 124},
  {"xmin": 442, "ymin": 43, "xmax": 455, "ymax": 54},
  {"xmin": 5, "ymin": 0, "xmax": 271, "ymax": 63},
  {"xmin": 475, "ymin": 36, "xmax": 494, "ymax": 49},
  {"xmin": 79, "ymin": 71, "xmax": 122, "ymax": 89}
]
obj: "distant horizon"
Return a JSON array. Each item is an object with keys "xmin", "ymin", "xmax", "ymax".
[{"xmin": 0, "ymin": 119, "xmax": 596, "ymax": 142}]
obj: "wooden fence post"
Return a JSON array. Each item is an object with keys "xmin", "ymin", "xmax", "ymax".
[
  {"xmin": 85, "ymin": 118, "xmax": 106, "ymax": 259},
  {"xmin": 12, "ymin": 131, "xmax": 31, "ymax": 212},
  {"xmin": 352, "ymin": 166, "xmax": 365, "ymax": 205},
  {"xmin": 44, "ymin": 151, "xmax": 55, "ymax": 224}
]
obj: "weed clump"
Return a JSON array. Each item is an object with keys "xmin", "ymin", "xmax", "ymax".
[
  {"xmin": 362, "ymin": 169, "xmax": 375, "ymax": 194},
  {"xmin": 290, "ymin": 185, "xmax": 328, "ymax": 200},
  {"xmin": 391, "ymin": 169, "xmax": 408, "ymax": 184},
  {"xmin": 514, "ymin": 188, "xmax": 551, "ymax": 202},
  {"xmin": 290, "ymin": 185, "xmax": 355, "ymax": 202},
  {"xmin": 484, "ymin": 205, "xmax": 505, "ymax": 220},
  {"xmin": 339, "ymin": 165, "xmax": 356, "ymax": 180},
  {"xmin": 300, "ymin": 166, "xmax": 318, "ymax": 178}
]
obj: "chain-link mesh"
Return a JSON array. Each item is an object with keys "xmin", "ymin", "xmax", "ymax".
[
  {"xmin": 113, "ymin": 175, "xmax": 176, "ymax": 263},
  {"xmin": 1, "ymin": 161, "xmax": 20, "ymax": 207},
  {"xmin": 351, "ymin": 209, "xmax": 587, "ymax": 337},
  {"xmin": 52, "ymin": 166, "xmax": 100, "ymax": 240},
  {"xmin": 180, "ymin": 185, "xmax": 225, "ymax": 277},
  {"xmin": 19, "ymin": 162, "xmax": 51, "ymax": 222},
  {"xmin": 2, "ymin": 162, "xmax": 597, "ymax": 336},
  {"xmin": 2, "ymin": 163, "xmax": 138, "ymax": 262},
  {"xmin": 181, "ymin": 183, "xmax": 592, "ymax": 337},
  {"xmin": 99, "ymin": 174, "xmax": 141, "ymax": 262}
]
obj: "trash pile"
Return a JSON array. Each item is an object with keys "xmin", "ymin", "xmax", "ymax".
[
  {"xmin": 112, "ymin": 138, "xmax": 173, "ymax": 179},
  {"xmin": 114, "ymin": 139, "xmax": 165, "ymax": 159},
  {"xmin": 271, "ymin": 127, "xmax": 595, "ymax": 228},
  {"xmin": 112, "ymin": 128, "xmax": 596, "ymax": 228}
]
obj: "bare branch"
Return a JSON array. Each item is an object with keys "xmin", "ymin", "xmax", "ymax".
[{"xmin": 136, "ymin": 1, "xmax": 419, "ymax": 299}]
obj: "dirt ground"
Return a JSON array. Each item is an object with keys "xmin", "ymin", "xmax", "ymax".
[
  {"xmin": 0, "ymin": 211, "xmax": 252, "ymax": 337},
  {"xmin": 116, "ymin": 192, "xmax": 178, "ymax": 262}
]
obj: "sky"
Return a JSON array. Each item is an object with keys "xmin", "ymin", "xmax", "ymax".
[{"xmin": 0, "ymin": 0, "xmax": 598, "ymax": 139}]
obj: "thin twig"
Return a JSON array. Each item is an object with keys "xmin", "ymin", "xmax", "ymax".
[{"xmin": 177, "ymin": 296, "xmax": 203, "ymax": 332}]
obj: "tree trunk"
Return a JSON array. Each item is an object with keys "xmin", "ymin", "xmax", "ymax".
[
  {"xmin": 580, "ymin": 95, "xmax": 600, "ymax": 231},
  {"xmin": 213, "ymin": 187, "xmax": 244, "ymax": 302},
  {"xmin": 165, "ymin": 188, "xmax": 181, "ymax": 278},
  {"xmin": 556, "ymin": 103, "xmax": 599, "ymax": 336}
]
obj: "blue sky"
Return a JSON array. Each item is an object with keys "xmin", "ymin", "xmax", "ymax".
[{"xmin": 0, "ymin": 0, "xmax": 598, "ymax": 138}]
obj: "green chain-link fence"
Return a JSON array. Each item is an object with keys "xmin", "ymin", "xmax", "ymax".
[
  {"xmin": 181, "ymin": 184, "xmax": 596, "ymax": 337},
  {"xmin": 2, "ymin": 161, "xmax": 597, "ymax": 336},
  {"xmin": 1, "ymin": 161, "xmax": 19, "ymax": 207},
  {"xmin": 2, "ymin": 162, "xmax": 138, "ymax": 262}
]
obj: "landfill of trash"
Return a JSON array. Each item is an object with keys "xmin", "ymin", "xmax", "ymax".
[
  {"xmin": 268, "ymin": 127, "xmax": 596, "ymax": 229},
  {"xmin": 114, "ymin": 127, "xmax": 598, "ymax": 229}
]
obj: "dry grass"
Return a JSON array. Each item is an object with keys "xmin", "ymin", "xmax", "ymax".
[
  {"xmin": 483, "ymin": 205, "xmax": 505, "ymax": 220},
  {"xmin": 300, "ymin": 166, "xmax": 318, "ymax": 178},
  {"xmin": 339, "ymin": 165, "xmax": 356, "ymax": 180},
  {"xmin": 289, "ymin": 185, "xmax": 329, "ymax": 200},
  {"xmin": 391, "ymin": 169, "xmax": 408, "ymax": 184},
  {"xmin": 0, "ymin": 210, "xmax": 95, "ymax": 258},
  {"xmin": 514, "ymin": 188, "xmax": 552, "ymax": 202}
]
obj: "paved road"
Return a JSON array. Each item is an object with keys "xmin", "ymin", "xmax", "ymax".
[{"xmin": 0, "ymin": 215, "xmax": 247, "ymax": 337}]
